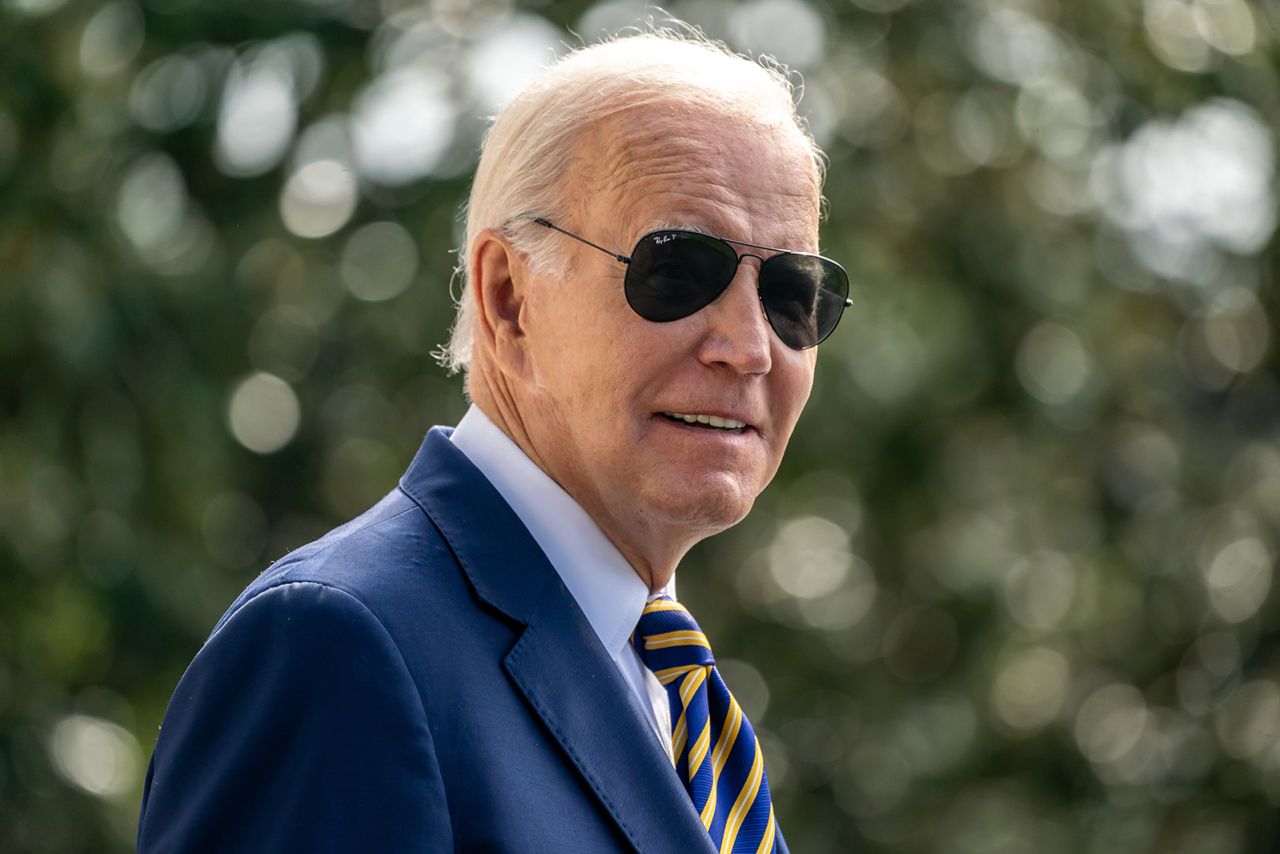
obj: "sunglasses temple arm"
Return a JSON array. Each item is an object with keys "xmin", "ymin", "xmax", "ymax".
[{"xmin": 531, "ymin": 218, "xmax": 631, "ymax": 265}]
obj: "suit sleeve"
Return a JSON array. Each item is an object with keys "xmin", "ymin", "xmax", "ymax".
[{"xmin": 137, "ymin": 580, "xmax": 453, "ymax": 853}]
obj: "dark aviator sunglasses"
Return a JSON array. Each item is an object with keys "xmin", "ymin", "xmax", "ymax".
[{"xmin": 528, "ymin": 218, "xmax": 852, "ymax": 351}]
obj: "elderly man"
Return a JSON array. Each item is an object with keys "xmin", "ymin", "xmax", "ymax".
[{"xmin": 138, "ymin": 31, "xmax": 849, "ymax": 854}]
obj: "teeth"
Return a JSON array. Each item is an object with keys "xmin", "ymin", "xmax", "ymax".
[{"xmin": 664, "ymin": 412, "xmax": 747, "ymax": 430}]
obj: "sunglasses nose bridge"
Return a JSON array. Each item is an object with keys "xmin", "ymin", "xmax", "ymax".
[
  {"xmin": 731, "ymin": 251, "xmax": 772, "ymax": 314},
  {"xmin": 725, "ymin": 251, "xmax": 766, "ymax": 293},
  {"xmin": 711, "ymin": 252, "xmax": 775, "ymax": 343}
]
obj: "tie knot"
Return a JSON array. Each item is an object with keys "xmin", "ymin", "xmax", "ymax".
[{"xmin": 632, "ymin": 596, "xmax": 716, "ymax": 674}]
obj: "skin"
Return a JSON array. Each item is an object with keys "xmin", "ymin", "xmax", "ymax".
[{"xmin": 466, "ymin": 104, "xmax": 822, "ymax": 592}]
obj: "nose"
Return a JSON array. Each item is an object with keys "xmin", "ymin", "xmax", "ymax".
[{"xmin": 696, "ymin": 257, "xmax": 772, "ymax": 375}]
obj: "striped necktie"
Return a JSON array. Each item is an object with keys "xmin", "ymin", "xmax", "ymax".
[{"xmin": 632, "ymin": 596, "xmax": 778, "ymax": 854}]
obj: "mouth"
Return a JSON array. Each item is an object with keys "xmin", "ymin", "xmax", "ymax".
[{"xmin": 659, "ymin": 411, "xmax": 751, "ymax": 434}]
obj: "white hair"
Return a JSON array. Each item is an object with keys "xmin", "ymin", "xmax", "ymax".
[{"xmin": 436, "ymin": 28, "xmax": 826, "ymax": 376}]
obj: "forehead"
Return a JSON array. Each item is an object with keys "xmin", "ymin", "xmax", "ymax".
[{"xmin": 573, "ymin": 105, "xmax": 822, "ymax": 252}]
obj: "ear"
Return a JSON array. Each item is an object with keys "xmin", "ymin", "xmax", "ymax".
[{"xmin": 470, "ymin": 228, "xmax": 534, "ymax": 381}]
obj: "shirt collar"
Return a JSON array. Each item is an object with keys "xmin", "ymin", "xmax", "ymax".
[{"xmin": 449, "ymin": 405, "xmax": 673, "ymax": 659}]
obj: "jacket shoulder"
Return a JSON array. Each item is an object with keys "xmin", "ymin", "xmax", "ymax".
[
  {"xmin": 138, "ymin": 578, "xmax": 454, "ymax": 853},
  {"xmin": 213, "ymin": 486, "xmax": 458, "ymax": 640}
]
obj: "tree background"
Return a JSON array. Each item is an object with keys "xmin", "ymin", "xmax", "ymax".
[{"xmin": 3, "ymin": 0, "xmax": 1280, "ymax": 850}]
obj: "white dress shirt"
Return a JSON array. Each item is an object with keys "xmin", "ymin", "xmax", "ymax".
[{"xmin": 450, "ymin": 405, "xmax": 674, "ymax": 759}]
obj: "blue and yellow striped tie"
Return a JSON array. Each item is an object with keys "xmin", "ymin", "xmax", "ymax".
[{"xmin": 633, "ymin": 596, "xmax": 778, "ymax": 854}]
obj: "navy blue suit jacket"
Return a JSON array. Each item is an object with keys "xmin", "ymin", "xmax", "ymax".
[{"xmin": 137, "ymin": 427, "xmax": 777, "ymax": 853}]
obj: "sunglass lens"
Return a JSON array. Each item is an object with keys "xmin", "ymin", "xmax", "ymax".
[
  {"xmin": 625, "ymin": 231, "xmax": 738, "ymax": 322},
  {"xmin": 758, "ymin": 254, "xmax": 850, "ymax": 349}
]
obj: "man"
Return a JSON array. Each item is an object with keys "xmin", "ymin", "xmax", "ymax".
[{"xmin": 138, "ymin": 31, "xmax": 850, "ymax": 853}]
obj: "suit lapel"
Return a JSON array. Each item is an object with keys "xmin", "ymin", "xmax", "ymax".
[
  {"xmin": 400, "ymin": 427, "xmax": 549, "ymax": 623},
  {"xmin": 400, "ymin": 428, "xmax": 716, "ymax": 854},
  {"xmin": 504, "ymin": 576, "xmax": 718, "ymax": 854}
]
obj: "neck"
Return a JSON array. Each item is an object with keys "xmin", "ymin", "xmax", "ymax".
[{"xmin": 467, "ymin": 364, "xmax": 689, "ymax": 592}]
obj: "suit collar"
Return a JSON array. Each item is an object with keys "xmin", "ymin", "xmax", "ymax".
[
  {"xmin": 449, "ymin": 405, "xmax": 670, "ymax": 662},
  {"xmin": 399, "ymin": 426, "xmax": 716, "ymax": 854}
]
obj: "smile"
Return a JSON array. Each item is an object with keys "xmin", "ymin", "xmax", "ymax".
[{"xmin": 661, "ymin": 412, "xmax": 748, "ymax": 432}]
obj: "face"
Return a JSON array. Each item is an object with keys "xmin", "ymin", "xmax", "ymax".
[{"xmin": 514, "ymin": 107, "xmax": 821, "ymax": 558}]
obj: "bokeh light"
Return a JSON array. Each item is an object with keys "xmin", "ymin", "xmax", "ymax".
[
  {"xmin": 768, "ymin": 516, "xmax": 853, "ymax": 599},
  {"xmin": 47, "ymin": 715, "xmax": 141, "ymax": 800},
  {"xmin": 352, "ymin": 68, "xmax": 456, "ymax": 186},
  {"xmin": 215, "ymin": 54, "xmax": 298, "ymax": 178},
  {"xmin": 280, "ymin": 159, "xmax": 358, "ymax": 238},
  {"xmin": 78, "ymin": 1, "xmax": 143, "ymax": 79},
  {"xmin": 341, "ymin": 221, "xmax": 419, "ymax": 302},
  {"xmin": 991, "ymin": 645, "xmax": 1070, "ymax": 732},
  {"xmin": 1092, "ymin": 98, "xmax": 1275, "ymax": 284},
  {"xmin": 227, "ymin": 372, "xmax": 302, "ymax": 454},
  {"xmin": 129, "ymin": 53, "xmax": 211, "ymax": 133},
  {"xmin": 729, "ymin": 0, "xmax": 826, "ymax": 70}
]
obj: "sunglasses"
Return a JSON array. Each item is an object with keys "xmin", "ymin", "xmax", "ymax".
[{"xmin": 528, "ymin": 218, "xmax": 851, "ymax": 350}]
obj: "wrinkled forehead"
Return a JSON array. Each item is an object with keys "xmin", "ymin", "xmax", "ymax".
[{"xmin": 566, "ymin": 104, "xmax": 822, "ymax": 251}]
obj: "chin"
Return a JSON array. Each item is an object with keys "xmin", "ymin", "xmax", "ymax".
[{"xmin": 648, "ymin": 474, "xmax": 758, "ymax": 534}]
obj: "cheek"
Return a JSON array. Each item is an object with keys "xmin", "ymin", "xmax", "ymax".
[
  {"xmin": 781, "ymin": 347, "xmax": 817, "ymax": 400},
  {"xmin": 772, "ymin": 353, "xmax": 816, "ymax": 433},
  {"xmin": 526, "ymin": 296, "xmax": 629, "ymax": 411},
  {"xmin": 524, "ymin": 287, "xmax": 588, "ymax": 383}
]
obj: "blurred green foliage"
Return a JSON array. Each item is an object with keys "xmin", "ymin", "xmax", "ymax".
[{"xmin": 3, "ymin": 0, "xmax": 1280, "ymax": 851}]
